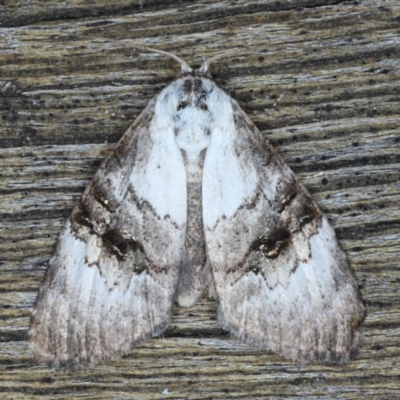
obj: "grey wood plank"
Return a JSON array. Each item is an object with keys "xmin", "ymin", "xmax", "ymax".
[{"xmin": 1, "ymin": 0, "xmax": 400, "ymax": 398}]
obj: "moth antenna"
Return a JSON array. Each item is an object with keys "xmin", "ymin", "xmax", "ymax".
[
  {"xmin": 199, "ymin": 50, "xmax": 238, "ymax": 73},
  {"xmin": 135, "ymin": 46, "xmax": 192, "ymax": 73}
]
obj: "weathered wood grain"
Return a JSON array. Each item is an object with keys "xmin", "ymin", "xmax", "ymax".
[{"xmin": 1, "ymin": 0, "xmax": 400, "ymax": 398}]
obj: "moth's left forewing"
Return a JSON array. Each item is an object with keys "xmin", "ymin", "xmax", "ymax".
[
  {"xmin": 31, "ymin": 87, "xmax": 188, "ymax": 369},
  {"xmin": 203, "ymin": 90, "xmax": 365, "ymax": 364}
]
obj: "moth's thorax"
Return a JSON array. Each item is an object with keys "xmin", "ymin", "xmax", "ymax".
[{"xmin": 172, "ymin": 75, "xmax": 215, "ymax": 177}]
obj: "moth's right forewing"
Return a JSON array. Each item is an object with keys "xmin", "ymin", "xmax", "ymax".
[
  {"xmin": 30, "ymin": 90, "xmax": 187, "ymax": 369},
  {"xmin": 203, "ymin": 95, "xmax": 365, "ymax": 364}
]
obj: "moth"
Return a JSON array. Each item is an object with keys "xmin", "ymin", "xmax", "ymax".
[{"xmin": 31, "ymin": 48, "xmax": 365, "ymax": 369}]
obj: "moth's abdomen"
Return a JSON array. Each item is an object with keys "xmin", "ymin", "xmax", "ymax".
[{"xmin": 175, "ymin": 178, "xmax": 211, "ymax": 307}]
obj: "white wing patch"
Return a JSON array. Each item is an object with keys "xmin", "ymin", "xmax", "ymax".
[
  {"xmin": 31, "ymin": 50, "xmax": 364, "ymax": 369},
  {"xmin": 203, "ymin": 88, "xmax": 259, "ymax": 227}
]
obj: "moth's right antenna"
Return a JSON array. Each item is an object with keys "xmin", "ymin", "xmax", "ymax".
[
  {"xmin": 135, "ymin": 46, "xmax": 193, "ymax": 73},
  {"xmin": 199, "ymin": 50, "xmax": 239, "ymax": 73}
]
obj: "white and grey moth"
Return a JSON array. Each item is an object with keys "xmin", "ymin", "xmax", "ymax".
[{"xmin": 31, "ymin": 48, "xmax": 365, "ymax": 369}]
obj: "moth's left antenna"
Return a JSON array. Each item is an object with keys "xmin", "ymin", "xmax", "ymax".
[{"xmin": 135, "ymin": 46, "xmax": 193, "ymax": 73}]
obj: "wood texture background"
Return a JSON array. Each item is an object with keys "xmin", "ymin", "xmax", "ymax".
[{"xmin": 1, "ymin": 0, "xmax": 400, "ymax": 398}]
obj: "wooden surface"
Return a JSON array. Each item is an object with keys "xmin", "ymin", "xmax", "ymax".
[{"xmin": 1, "ymin": 0, "xmax": 400, "ymax": 398}]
